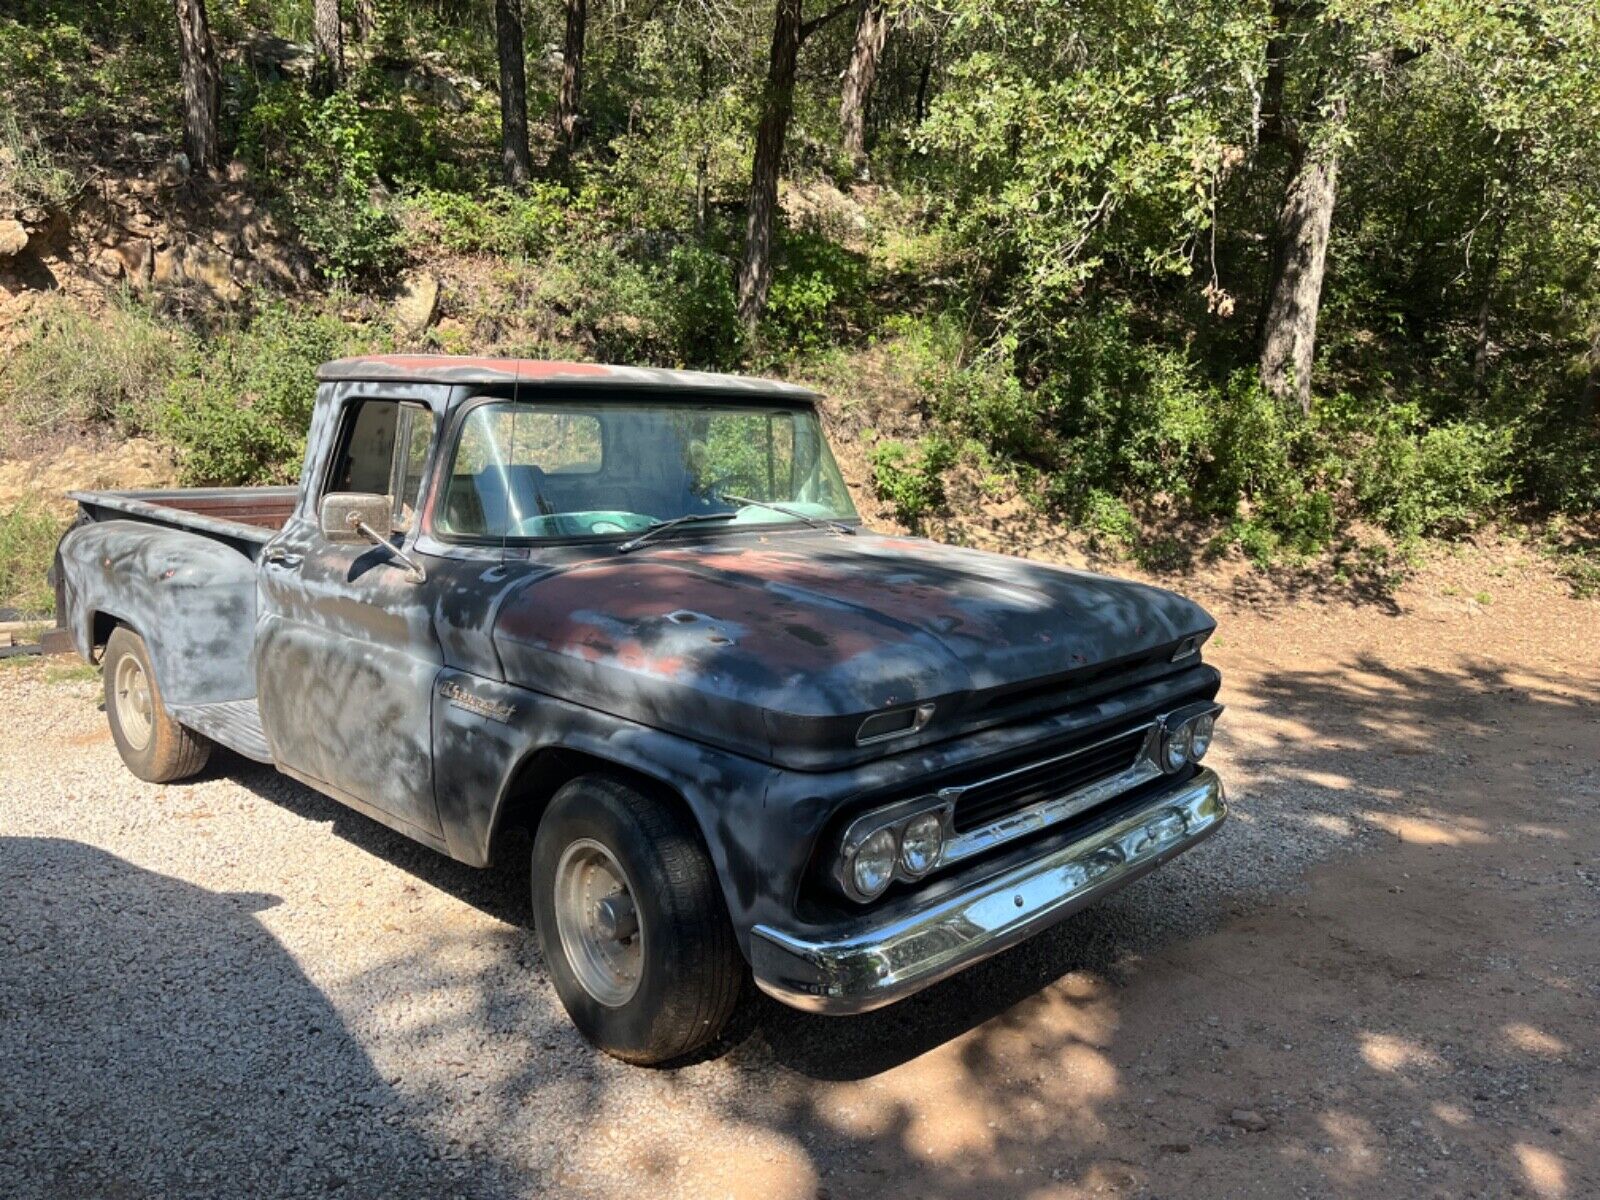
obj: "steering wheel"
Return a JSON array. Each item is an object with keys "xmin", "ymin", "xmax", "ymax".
[
  {"xmin": 696, "ymin": 470, "xmax": 772, "ymax": 503},
  {"xmin": 512, "ymin": 511, "xmax": 655, "ymax": 538}
]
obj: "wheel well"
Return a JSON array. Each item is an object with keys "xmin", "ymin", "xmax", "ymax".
[
  {"xmin": 488, "ymin": 748, "xmax": 706, "ymax": 867},
  {"xmin": 91, "ymin": 611, "xmax": 121, "ymax": 657}
]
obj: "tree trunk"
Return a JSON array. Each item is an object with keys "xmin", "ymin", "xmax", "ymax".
[
  {"xmin": 694, "ymin": 149, "xmax": 710, "ymax": 236},
  {"xmin": 1581, "ymin": 324, "xmax": 1600, "ymax": 430},
  {"xmin": 914, "ymin": 58, "xmax": 932, "ymax": 125},
  {"xmin": 556, "ymin": 0, "xmax": 587, "ymax": 148},
  {"xmin": 736, "ymin": 0, "xmax": 804, "ymax": 330},
  {"xmin": 1259, "ymin": 100, "xmax": 1344, "ymax": 415},
  {"xmin": 172, "ymin": 0, "xmax": 221, "ymax": 174},
  {"xmin": 312, "ymin": 0, "xmax": 343, "ymax": 96},
  {"xmin": 495, "ymin": 0, "xmax": 532, "ymax": 185},
  {"xmin": 839, "ymin": 0, "xmax": 889, "ymax": 173},
  {"xmin": 351, "ymin": 0, "xmax": 376, "ymax": 42}
]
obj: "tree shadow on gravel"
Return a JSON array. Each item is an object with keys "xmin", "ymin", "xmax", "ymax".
[
  {"xmin": 648, "ymin": 654, "xmax": 1600, "ymax": 1198},
  {"xmin": 115, "ymin": 653, "xmax": 1599, "ymax": 1199},
  {"xmin": 220, "ymin": 756, "xmax": 535, "ymax": 929},
  {"xmin": 0, "ymin": 837, "xmax": 520, "ymax": 1200}
]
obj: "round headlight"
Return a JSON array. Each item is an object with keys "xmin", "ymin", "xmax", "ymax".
[
  {"xmin": 1189, "ymin": 712, "xmax": 1215, "ymax": 761},
  {"xmin": 899, "ymin": 812, "xmax": 945, "ymax": 877},
  {"xmin": 1162, "ymin": 723, "xmax": 1192, "ymax": 773},
  {"xmin": 851, "ymin": 827, "xmax": 899, "ymax": 898}
]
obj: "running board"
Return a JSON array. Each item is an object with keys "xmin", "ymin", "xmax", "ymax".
[{"xmin": 169, "ymin": 699, "xmax": 273, "ymax": 763}]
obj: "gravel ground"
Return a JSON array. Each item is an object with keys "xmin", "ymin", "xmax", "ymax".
[{"xmin": 2, "ymin": 546, "xmax": 1597, "ymax": 1199}]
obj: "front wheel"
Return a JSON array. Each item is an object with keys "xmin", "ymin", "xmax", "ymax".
[
  {"xmin": 532, "ymin": 775, "xmax": 743, "ymax": 1064},
  {"xmin": 103, "ymin": 626, "xmax": 211, "ymax": 783}
]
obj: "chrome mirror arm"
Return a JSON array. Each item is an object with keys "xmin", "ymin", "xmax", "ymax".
[{"xmin": 354, "ymin": 520, "xmax": 427, "ymax": 584}]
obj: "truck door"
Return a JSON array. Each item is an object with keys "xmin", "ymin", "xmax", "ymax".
[{"xmin": 256, "ymin": 387, "xmax": 447, "ymax": 842}]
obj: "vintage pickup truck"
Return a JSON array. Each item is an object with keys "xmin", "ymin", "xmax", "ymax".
[{"xmin": 52, "ymin": 356, "xmax": 1226, "ymax": 1063}]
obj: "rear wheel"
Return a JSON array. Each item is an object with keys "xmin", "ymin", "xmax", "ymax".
[
  {"xmin": 532, "ymin": 775, "xmax": 743, "ymax": 1064},
  {"xmin": 103, "ymin": 626, "xmax": 211, "ymax": 783}
]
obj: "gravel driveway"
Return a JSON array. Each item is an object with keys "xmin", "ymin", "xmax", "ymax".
[{"xmin": 3, "ymin": 554, "xmax": 1597, "ymax": 1199}]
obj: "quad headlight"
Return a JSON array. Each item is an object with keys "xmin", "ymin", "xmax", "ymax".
[
  {"xmin": 840, "ymin": 803, "xmax": 950, "ymax": 901},
  {"xmin": 851, "ymin": 827, "xmax": 900, "ymax": 899},
  {"xmin": 899, "ymin": 812, "xmax": 945, "ymax": 877},
  {"xmin": 1158, "ymin": 703, "xmax": 1222, "ymax": 774}
]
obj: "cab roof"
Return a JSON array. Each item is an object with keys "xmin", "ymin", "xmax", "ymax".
[{"xmin": 317, "ymin": 355, "xmax": 819, "ymax": 400}]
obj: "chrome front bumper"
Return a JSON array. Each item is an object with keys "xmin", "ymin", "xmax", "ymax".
[{"xmin": 750, "ymin": 768, "xmax": 1227, "ymax": 1015}]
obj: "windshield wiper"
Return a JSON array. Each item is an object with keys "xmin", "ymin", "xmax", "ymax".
[
  {"xmin": 716, "ymin": 493, "xmax": 856, "ymax": 535},
  {"xmin": 615, "ymin": 511, "xmax": 739, "ymax": 553}
]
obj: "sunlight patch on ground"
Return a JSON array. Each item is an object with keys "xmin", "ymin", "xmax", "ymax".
[
  {"xmin": 1514, "ymin": 1142, "xmax": 1568, "ymax": 1198},
  {"xmin": 1364, "ymin": 812, "xmax": 1492, "ymax": 846},
  {"xmin": 1357, "ymin": 1032, "xmax": 1445, "ymax": 1075},
  {"xmin": 1503, "ymin": 1023, "xmax": 1569, "ymax": 1057}
]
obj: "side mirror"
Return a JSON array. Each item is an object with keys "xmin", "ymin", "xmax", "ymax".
[{"xmin": 320, "ymin": 492, "xmax": 392, "ymax": 544}]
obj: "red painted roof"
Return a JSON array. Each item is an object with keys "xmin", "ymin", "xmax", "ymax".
[{"xmin": 316, "ymin": 355, "xmax": 818, "ymax": 398}]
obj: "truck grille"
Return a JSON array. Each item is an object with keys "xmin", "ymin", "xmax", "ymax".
[{"xmin": 951, "ymin": 726, "xmax": 1149, "ymax": 833}]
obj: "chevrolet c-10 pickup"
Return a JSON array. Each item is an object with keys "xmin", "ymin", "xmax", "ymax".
[{"xmin": 52, "ymin": 355, "xmax": 1226, "ymax": 1063}]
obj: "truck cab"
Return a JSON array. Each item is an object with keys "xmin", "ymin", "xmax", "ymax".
[{"xmin": 54, "ymin": 356, "xmax": 1226, "ymax": 1063}]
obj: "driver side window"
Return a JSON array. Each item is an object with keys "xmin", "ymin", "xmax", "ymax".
[{"xmin": 326, "ymin": 400, "xmax": 435, "ymax": 533}]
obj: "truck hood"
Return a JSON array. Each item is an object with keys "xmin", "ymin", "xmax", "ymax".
[{"xmin": 492, "ymin": 532, "xmax": 1215, "ymax": 768}]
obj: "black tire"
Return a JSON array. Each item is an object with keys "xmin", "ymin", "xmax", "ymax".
[
  {"xmin": 103, "ymin": 626, "xmax": 211, "ymax": 783},
  {"xmin": 532, "ymin": 774, "xmax": 743, "ymax": 1064}
]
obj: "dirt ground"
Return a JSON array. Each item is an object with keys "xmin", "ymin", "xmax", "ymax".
[{"xmin": 2, "ymin": 542, "xmax": 1596, "ymax": 1200}]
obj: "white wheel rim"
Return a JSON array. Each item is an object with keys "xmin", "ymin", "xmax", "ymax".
[
  {"xmin": 114, "ymin": 653, "xmax": 154, "ymax": 751},
  {"xmin": 553, "ymin": 838, "xmax": 643, "ymax": 1007}
]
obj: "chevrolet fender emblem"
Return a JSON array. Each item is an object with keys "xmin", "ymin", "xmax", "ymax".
[{"xmin": 441, "ymin": 681, "xmax": 515, "ymax": 722}]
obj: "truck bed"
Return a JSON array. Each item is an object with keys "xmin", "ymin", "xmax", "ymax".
[{"xmin": 68, "ymin": 487, "xmax": 299, "ymax": 552}]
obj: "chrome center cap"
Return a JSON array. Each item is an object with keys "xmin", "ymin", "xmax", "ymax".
[{"xmin": 593, "ymin": 892, "xmax": 638, "ymax": 942}]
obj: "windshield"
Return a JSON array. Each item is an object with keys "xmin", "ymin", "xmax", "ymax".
[{"xmin": 433, "ymin": 399, "xmax": 859, "ymax": 541}]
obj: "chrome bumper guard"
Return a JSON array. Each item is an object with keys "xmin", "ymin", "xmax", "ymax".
[{"xmin": 750, "ymin": 768, "xmax": 1227, "ymax": 1015}]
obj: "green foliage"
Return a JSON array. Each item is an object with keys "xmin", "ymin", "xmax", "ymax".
[
  {"xmin": 663, "ymin": 244, "xmax": 746, "ymax": 370},
  {"xmin": 0, "ymin": 109, "xmax": 75, "ymax": 209},
  {"xmin": 238, "ymin": 83, "xmax": 403, "ymax": 282},
  {"xmin": 1081, "ymin": 489, "xmax": 1139, "ymax": 552},
  {"xmin": 0, "ymin": 297, "xmax": 181, "ymax": 439},
  {"xmin": 0, "ymin": 500, "xmax": 62, "ymax": 617},
  {"xmin": 161, "ymin": 306, "xmax": 362, "ymax": 486},
  {"xmin": 869, "ymin": 436, "xmax": 956, "ymax": 527},
  {"xmin": 0, "ymin": 0, "xmax": 1593, "ymax": 568},
  {"xmin": 762, "ymin": 229, "xmax": 870, "ymax": 352},
  {"xmin": 404, "ymin": 184, "xmax": 571, "ymax": 258},
  {"xmin": 1352, "ymin": 408, "xmax": 1513, "ymax": 539},
  {"xmin": 0, "ymin": 4, "xmax": 174, "ymax": 132}
]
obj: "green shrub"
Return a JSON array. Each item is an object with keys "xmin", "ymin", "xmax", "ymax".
[
  {"xmin": 0, "ymin": 109, "xmax": 75, "ymax": 209},
  {"xmin": 161, "ymin": 305, "xmax": 360, "ymax": 485},
  {"xmin": 404, "ymin": 184, "xmax": 570, "ymax": 258},
  {"xmin": 1354, "ymin": 409, "xmax": 1512, "ymax": 538},
  {"xmin": 1231, "ymin": 516, "xmax": 1281, "ymax": 570},
  {"xmin": 663, "ymin": 244, "xmax": 745, "ymax": 370},
  {"xmin": 1199, "ymin": 374, "xmax": 1303, "ymax": 513},
  {"xmin": 869, "ymin": 436, "xmax": 956, "ymax": 527},
  {"xmin": 762, "ymin": 229, "xmax": 869, "ymax": 352},
  {"xmin": 0, "ymin": 297, "xmax": 181, "ymax": 438},
  {"xmin": 0, "ymin": 500, "xmax": 63, "ymax": 617},
  {"xmin": 238, "ymin": 83, "xmax": 403, "ymax": 282},
  {"xmin": 933, "ymin": 352, "xmax": 1048, "ymax": 464},
  {"xmin": 1028, "ymin": 309, "xmax": 1217, "ymax": 508},
  {"xmin": 1080, "ymin": 488, "xmax": 1138, "ymax": 551}
]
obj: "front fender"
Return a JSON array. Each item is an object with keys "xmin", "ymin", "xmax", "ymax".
[{"xmin": 430, "ymin": 669, "xmax": 799, "ymax": 950}]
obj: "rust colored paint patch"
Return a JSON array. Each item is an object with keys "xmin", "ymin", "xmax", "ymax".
[{"xmin": 336, "ymin": 356, "xmax": 615, "ymax": 380}]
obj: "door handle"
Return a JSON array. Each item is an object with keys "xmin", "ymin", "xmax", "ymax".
[{"xmin": 262, "ymin": 546, "xmax": 301, "ymax": 569}]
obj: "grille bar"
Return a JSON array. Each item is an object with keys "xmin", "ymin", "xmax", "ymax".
[{"xmin": 951, "ymin": 727, "xmax": 1148, "ymax": 832}]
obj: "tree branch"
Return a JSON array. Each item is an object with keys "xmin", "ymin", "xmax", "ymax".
[{"xmin": 800, "ymin": 0, "xmax": 857, "ymax": 43}]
